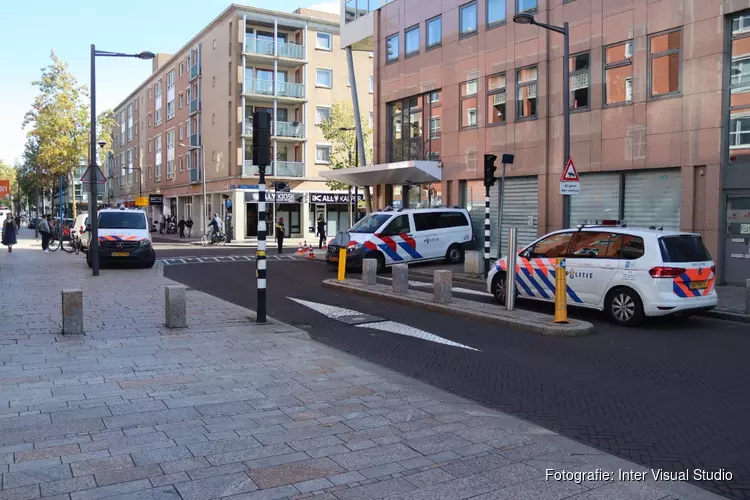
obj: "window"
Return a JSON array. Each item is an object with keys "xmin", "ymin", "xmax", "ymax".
[
  {"xmin": 517, "ymin": 0, "xmax": 536, "ymax": 13},
  {"xmin": 155, "ymin": 79, "xmax": 163, "ymax": 126},
  {"xmin": 733, "ymin": 14, "xmax": 750, "ymax": 34},
  {"xmin": 179, "ymin": 62, "xmax": 184, "ymax": 77},
  {"xmin": 460, "ymin": 80, "xmax": 478, "ymax": 129},
  {"xmin": 179, "ymin": 156, "xmax": 184, "ymax": 172},
  {"xmin": 527, "ymin": 232, "xmax": 573, "ymax": 258},
  {"xmin": 179, "ymin": 124, "xmax": 184, "ymax": 140},
  {"xmin": 127, "ymin": 104, "xmax": 133, "ymax": 142},
  {"xmin": 316, "ymin": 32, "xmax": 332, "ymax": 50},
  {"xmin": 350, "ymin": 213, "xmax": 392, "ymax": 234},
  {"xmin": 316, "ymin": 144, "xmax": 332, "ymax": 164},
  {"xmin": 369, "ymin": 111, "xmax": 374, "ymax": 128},
  {"xmin": 730, "ymin": 116, "xmax": 750, "ymax": 148},
  {"xmin": 155, "ymin": 135, "xmax": 162, "ymax": 181},
  {"xmin": 382, "ymin": 214, "xmax": 411, "ymax": 236},
  {"xmin": 516, "ymin": 66, "xmax": 537, "ymax": 118},
  {"xmin": 570, "ymin": 52, "xmax": 590, "ymax": 109},
  {"xmin": 166, "ymin": 130, "xmax": 175, "ymax": 179},
  {"xmin": 413, "ymin": 212, "xmax": 469, "ymax": 231},
  {"xmin": 119, "ymin": 110, "xmax": 125, "ymax": 144},
  {"xmin": 386, "ymin": 33, "xmax": 399, "ymax": 63},
  {"xmin": 179, "ymin": 93, "xmax": 184, "ymax": 109},
  {"xmin": 147, "ymin": 88, "xmax": 152, "ymax": 101},
  {"xmin": 316, "ymin": 68, "xmax": 332, "ymax": 88},
  {"xmin": 148, "ymin": 139, "xmax": 152, "ymax": 153},
  {"xmin": 487, "ymin": 0, "xmax": 506, "ymax": 26},
  {"xmin": 405, "ymin": 25, "xmax": 420, "ymax": 56},
  {"xmin": 460, "ymin": 2, "xmax": 478, "ymax": 37},
  {"xmin": 658, "ymin": 235, "xmax": 711, "ymax": 262},
  {"xmin": 369, "ymin": 75, "xmax": 374, "ymax": 93},
  {"xmin": 127, "ymin": 149, "xmax": 133, "ymax": 184},
  {"xmin": 731, "ymin": 57, "xmax": 750, "ymax": 90},
  {"xmin": 430, "ymin": 91, "xmax": 440, "ymax": 103},
  {"xmin": 487, "ymin": 73, "xmax": 506, "ymax": 125},
  {"xmin": 426, "ymin": 16, "xmax": 442, "ymax": 48},
  {"xmin": 99, "ymin": 212, "xmax": 147, "ymax": 230},
  {"xmin": 649, "ymin": 30, "xmax": 681, "ymax": 97},
  {"xmin": 315, "ymin": 106, "xmax": 331, "ymax": 124},
  {"xmin": 604, "ymin": 41, "xmax": 633, "ymax": 105},
  {"xmin": 148, "ymin": 113, "xmax": 153, "ymax": 127},
  {"xmin": 430, "ymin": 116, "xmax": 441, "ymax": 138},
  {"xmin": 568, "ymin": 231, "xmax": 617, "ymax": 258}
]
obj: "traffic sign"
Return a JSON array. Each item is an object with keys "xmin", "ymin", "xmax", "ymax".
[
  {"xmin": 80, "ymin": 165, "xmax": 107, "ymax": 184},
  {"xmin": 559, "ymin": 157, "xmax": 580, "ymax": 195}
]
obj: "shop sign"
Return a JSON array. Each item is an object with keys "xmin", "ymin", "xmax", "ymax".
[
  {"xmin": 244, "ymin": 191, "xmax": 303, "ymax": 203},
  {"xmin": 310, "ymin": 193, "xmax": 365, "ymax": 204},
  {"xmin": 135, "ymin": 197, "xmax": 149, "ymax": 207},
  {"xmin": 149, "ymin": 195, "xmax": 164, "ymax": 206}
]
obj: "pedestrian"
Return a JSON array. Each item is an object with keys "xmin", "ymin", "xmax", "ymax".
[
  {"xmin": 13, "ymin": 213, "xmax": 20, "ymax": 229},
  {"xmin": 178, "ymin": 217, "xmax": 186, "ymax": 238},
  {"xmin": 2, "ymin": 213, "xmax": 18, "ymax": 253},
  {"xmin": 159, "ymin": 215, "xmax": 165, "ymax": 234},
  {"xmin": 39, "ymin": 215, "xmax": 51, "ymax": 252},
  {"xmin": 275, "ymin": 217, "xmax": 285, "ymax": 254},
  {"xmin": 186, "ymin": 217, "xmax": 194, "ymax": 238},
  {"xmin": 316, "ymin": 215, "xmax": 326, "ymax": 249}
]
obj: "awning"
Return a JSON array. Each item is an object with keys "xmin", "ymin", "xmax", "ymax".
[{"xmin": 319, "ymin": 160, "xmax": 441, "ymax": 187}]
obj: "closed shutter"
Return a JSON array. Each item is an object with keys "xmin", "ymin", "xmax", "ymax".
[
  {"xmin": 569, "ymin": 173, "xmax": 621, "ymax": 225},
  {"xmin": 465, "ymin": 181, "xmax": 485, "ymax": 251},
  {"xmin": 623, "ymin": 169, "xmax": 681, "ymax": 230},
  {"xmin": 490, "ymin": 176, "xmax": 539, "ymax": 256}
]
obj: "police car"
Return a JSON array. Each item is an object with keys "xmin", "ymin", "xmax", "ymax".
[
  {"xmin": 327, "ymin": 208, "xmax": 474, "ymax": 272},
  {"xmin": 487, "ymin": 221, "xmax": 717, "ymax": 326},
  {"xmin": 84, "ymin": 208, "xmax": 156, "ymax": 269}
]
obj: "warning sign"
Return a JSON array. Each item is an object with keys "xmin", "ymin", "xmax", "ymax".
[{"xmin": 559, "ymin": 157, "xmax": 580, "ymax": 195}]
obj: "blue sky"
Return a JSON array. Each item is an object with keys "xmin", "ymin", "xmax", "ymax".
[{"xmin": 0, "ymin": 0, "xmax": 338, "ymax": 166}]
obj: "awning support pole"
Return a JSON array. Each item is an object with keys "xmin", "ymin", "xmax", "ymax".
[{"xmin": 346, "ymin": 46, "xmax": 372, "ymax": 212}]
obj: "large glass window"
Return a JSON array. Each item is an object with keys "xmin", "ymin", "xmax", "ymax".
[
  {"xmin": 527, "ymin": 232, "xmax": 573, "ymax": 258},
  {"xmin": 649, "ymin": 30, "xmax": 681, "ymax": 97},
  {"xmin": 427, "ymin": 16, "xmax": 442, "ymax": 48},
  {"xmin": 387, "ymin": 90, "xmax": 441, "ymax": 162},
  {"xmin": 460, "ymin": 2, "xmax": 478, "ymax": 37},
  {"xmin": 570, "ymin": 52, "xmax": 590, "ymax": 109},
  {"xmin": 604, "ymin": 41, "xmax": 633, "ymax": 105},
  {"xmin": 516, "ymin": 66, "xmax": 537, "ymax": 118},
  {"xmin": 730, "ymin": 116, "xmax": 750, "ymax": 149},
  {"xmin": 386, "ymin": 33, "xmax": 399, "ymax": 63},
  {"xmin": 316, "ymin": 68, "xmax": 332, "ymax": 88},
  {"xmin": 316, "ymin": 32, "xmax": 332, "ymax": 50},
  {"xmin": 382, "ymin": 215, "xmax": 411, "ymax": 236},
  {"xmin": 487, "ymin": 0, "xmax": 506, "ymax": 26},
  {"xmin": 487, "ymin": 73, "xmax": 506, "ymax": 125},
  {"xmin": 316, "ymin": 145, "xmax": 331, "ymax": 163},
  {"xmin": 517, "ymin": 0, "xmax": 537, "ymax": 13},
  {"xmin": 405, "ymin": 25, "xmax": 420, "ymax": 56},
  {"xmin": 730, "ymin": 13, "xmax": 750, "ymax": 154},
  {"xmin": 316, "ymin": 106, "xmax": 331, "ymax": 124},
  {"xmin": 460, "ymin": 80, "xmax": 478, "ymax": 129}
]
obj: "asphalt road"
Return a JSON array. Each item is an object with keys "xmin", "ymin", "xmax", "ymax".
[{"xmin": 165, "ymin": 259, "xmax": 750, "ymax": 500}]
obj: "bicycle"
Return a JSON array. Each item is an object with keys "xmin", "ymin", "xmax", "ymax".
[
  {"xmin": 47, "ymin": 233, "xmax": 81, "ymax": 254},
  {"xmin": 201, "ymin": 230, "xmax": 227, "ymax": 247}
]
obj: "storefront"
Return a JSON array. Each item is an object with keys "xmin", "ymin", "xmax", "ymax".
[
  {"xmin": 308, "ymin": 192, "xmax": 364, "ymax": 235},
  {"xmin": 245, "ymin": 191, "xmax": 303, "ymax": 237},
  {"xmin": 148, "ymin": 194, "xmax": 164, "ymax": 231}
]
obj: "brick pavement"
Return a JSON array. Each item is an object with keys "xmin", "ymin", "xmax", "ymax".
[{"xmin": 0, "ymin": 229, "xmax": 724, "ymax": 500}]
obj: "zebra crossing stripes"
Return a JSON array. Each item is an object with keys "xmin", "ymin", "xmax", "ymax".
[{"xmin": 159, "ymin": 254, "xmax": 307, "ymax": 266}]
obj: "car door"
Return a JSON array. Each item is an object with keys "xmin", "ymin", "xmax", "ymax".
[
  {"xmin": 564, "ymin": 230, "xmax": 621, "ymax": 306},
  {"xmin": 517, "ymin": 231, "xmax": 576, "ymax": 302},
  {"xmin": 412, "ymin": 211, "xmax": 440, "ymax": 260},
  {"xmin": 376, "ymin": 214, "xmax": 414, "ymax": 264}
]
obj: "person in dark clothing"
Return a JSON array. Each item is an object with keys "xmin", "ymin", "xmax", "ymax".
[
  {"xmin": 275, "ymin": 217, "xmax": 285, "ymax": 254},
  {"xmin": 316, "ymin": 216, "xmax": 326, "ymax": 249},
  {"xmin": 178, "ymin": 217, "xmax": 186, "ymax": 238},
  {"xmin": 13, "ymin": 214, "xmax": 20, "ymax": 229},
  {"xmin": 186, "ymin": 217, "xmax": 194, "ymax": 238}
]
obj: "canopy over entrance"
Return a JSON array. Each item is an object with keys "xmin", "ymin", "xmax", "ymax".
[{"xmin": 319, "ymin": 160, "xmax": 441, "ymax": 187}]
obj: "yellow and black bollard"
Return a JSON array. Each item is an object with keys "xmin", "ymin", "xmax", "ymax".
[
  {"xmin": 553, "ymin": 257, "xmax": 569, "ymax": 324},
  {"xmin": 337, "ymin": 247, "xmax": 347, "ymax": 281}
]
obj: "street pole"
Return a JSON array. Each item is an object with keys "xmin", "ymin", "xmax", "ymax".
[
  {"xmin": 89, "ymin": 44, "xmax": 100, "ymax": 276},
  {"xmin": 59, "ymin": 175, "xmax": 63, "ymax": 243},
  {"xmin": 562, "ymin": 22, "xmax": 571, "ymax": 229},
  {"xmin": 484, "ymin": 185, "xmax": 491, "ymax": 277},
  {"xmin": 253, "ymin": 111, "xmax": 271, "ymax": 324},
  {"xmin": 497, "ymin": 162, "xmax": 506, "ymax": 258},
  {"xmin": 354, "ymin": 137, "xmax": 359, "ymax": 222},
  {"xmin": 34, "ymin": 187, "xmax": 39, "ymax": 239},
  {"xmin": 201, "ymin": 146, "xmax": 207, "ymax": 230}
]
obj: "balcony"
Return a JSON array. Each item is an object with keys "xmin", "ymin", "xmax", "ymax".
[
  {"xmin": 245, "ymin": 78, "xmax": 274, "ymax": 96},
  {"xmin": 244, "ymin": 119, "xmax": 253, "ymax": 135},
  {"xmin": 244, "ymin": 36, "xmax": 305, "ymax": 64},
  {"xmin": 277, "ymin": 41, "xmax": 304, "ymax": 60},
  {"xmin": 242, "ymin": 160, "xmax": 304, "ymax": 178},
  {"xmin": 245, "ymin": 36, "xmax": 275, "ymax": 56},
  {"xmin": 277, "ymin": 81, "xmax": 305, "ymax": 99},
  {"xmin": 244, "ymin": 79, "xmax": 305, "ymax": 101},
  {"xmin": 190, "ymin": 133, "xmax": 200, "ymax": 147},
  {"xmin": 190, "ymin": 63, "xmax": 200, "ymax": 81},
  {"xmin": 189, "ymin": 98, "xmax": 200, "ymax": 115},
  {"xmin": 189, "ymin": 168, "xmax": 200, "ymax": 183},
  {"xmin": 275, "ymin": 121, "xmax": 304, "ymax": 139}
]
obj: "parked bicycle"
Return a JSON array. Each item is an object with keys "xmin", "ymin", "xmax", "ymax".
[{"xmin": 200, "ymin": 230, "xmax": 227, "ymax": 247}]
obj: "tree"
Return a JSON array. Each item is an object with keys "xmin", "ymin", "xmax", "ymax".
[{"xmin": 318, "ymin": 101, "xmax": 373, "ymax": 211}]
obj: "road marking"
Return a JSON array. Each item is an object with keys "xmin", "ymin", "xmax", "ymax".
[
  {"xmin": 288, "ymin": 297, "xmax": 477, "ymax": 351},
  {"xmin": 158, "ymin": 254, "xmax": 313, "ymax": 265},
  {"xmin": 380, "ymin": 277, "xmax": 493, "ymax": 298}
]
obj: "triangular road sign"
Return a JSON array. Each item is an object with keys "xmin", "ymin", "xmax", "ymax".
[
  {"xmin": 80, "ymin": 165, "xmax": 107, "ymax": 184},
  {"xmin": 560, "ymin": 157, "xmax": 580, "ymax": 182}
]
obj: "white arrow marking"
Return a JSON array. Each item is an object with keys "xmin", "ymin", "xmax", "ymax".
[
  {"xmin": 288, "ymin": 297, "xmax": 478, "ymax": 351},
  {"xmin": 380, "ymin": 278, "xmax": 493, "ymax": 298}
]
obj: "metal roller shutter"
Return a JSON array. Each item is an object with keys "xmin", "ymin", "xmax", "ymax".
[
  {"xmin": 490, "ymin": 176, "xmax": 539, "ymax": 257},
  {"xmin": 569, "ymin": 173, "xmax": 621, "ymax": 225},
  {"xmin": 623, "ymin": 169, "xmax": 681, "ymax": 230},
  {"xmin": 465, "ymin": 181, "xmax": 486, "ymax": 251}
]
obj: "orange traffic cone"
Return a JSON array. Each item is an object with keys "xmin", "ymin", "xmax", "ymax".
[
  {"xmin": 296, "ymin": 242, "xmax": 303, "ymax": 255},
  {"xmin": 307, "ymin": 246, "xmax": 315, "ymax": 260}
]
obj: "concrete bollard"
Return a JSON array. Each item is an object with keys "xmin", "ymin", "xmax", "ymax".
[
  {"xmin": 362, "ymin": 259, "xmax": 378, "ymax": 286},
  {"xmin": 464, "ymin": 251, "xmax": 483, "ymax": 275},
  {"xmin": 746, "ymin": 279, "xmax": 750, "ymax": 314},
  {"xmin": 61, "ymin": 289, "xmax": 83, "ymax": 335},
  {"xmin": 165, "ymin": 285, "xmax": 187, "ymax": 329},
  {"xmin": 433, "ymin": 270, "xmax": 452, "ymax": 304},
  {"xmin": 392, "ymin": 264, "xmax": 409, "ymax": 294}
]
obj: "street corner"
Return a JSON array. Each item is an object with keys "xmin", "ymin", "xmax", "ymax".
[{"xmin": 321, "ymin": 278, "xmax": 595, "ymax": 337}]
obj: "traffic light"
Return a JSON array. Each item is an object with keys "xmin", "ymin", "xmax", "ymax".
[
  {"xmin": 252, "ymin": 111, "xmax": 272, "ymax": 167},
  {"xmin": 484, "ymin": 154, "xmax": 498, "ymax": 188}
]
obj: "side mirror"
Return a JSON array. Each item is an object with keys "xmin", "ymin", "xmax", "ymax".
[
  {"xmin": 85, "ymin": 224, "xmax": 92, "ymax": 232},
  {"xmin": 519, "ymin": 248, "xmax": 531, "ymax": 260}
]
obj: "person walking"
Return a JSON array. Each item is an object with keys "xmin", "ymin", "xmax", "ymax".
[
  {"xmin": 39, "ymin": 215, "xmax": 51, "ymax": 252},
  {"xmin": 178, "ymin": 217, "xmax": 186, "ymax": 238},
  {"xmin": 2, "ymin": 213, "xmax": 18, "ymax": 253},
  {"xmin": 159, "ymin": 215, "xmax": 165, "ymax": 234},
  {"xmin": 275, "ymin": 217, "xmax": 285, "ymax": 254},
  {"xmin": 13, "ymin": 213, "xmax": 20, "ymax": 229},
  {"xmin": 186, "ymin": 217, "xmax": 194, "ymax": 238},
  {"xmin": 316, "ymin": 215, "xmax": 327, "ymax": 249}
]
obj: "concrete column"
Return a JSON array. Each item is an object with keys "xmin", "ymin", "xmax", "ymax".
[
  {"xmin": 233, "ymin": 190, "xmax": 245, "ymax": 240},
  {"xmin": 464, "ymin": 251, "xmax": 483, "ymax": 275},
  {"xmin": 165, "ymin": 285, "xmax": 187, "ymax": 329},
  {"xmin": 433, "ymin": 270, "xmax": 452, "ymax": 304},
  {"xmin": 61, "ymin": 289, "xmax": 83, "ymax": 335},
  {"xmin": 392, "ymin": 264, "xmax": 409, "ymax": 294},
  {"xmin": 362, "ymin": 259, "xmax": 377, "ymax": 286}
]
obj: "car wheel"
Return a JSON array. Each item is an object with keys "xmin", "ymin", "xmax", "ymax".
[
  {"xmin": 445, "ymin": 244, "xmax": 464, "ymax": 264},
  {"xmin": 605, "ymin": 287, "xmax": 644, "ymax": 326},
  {"xmin": 491, "ymin": 271, "xmax": 518, "ymax": 305},
  {"xmin": 86, "ymin": 250, "xmax": 93, "ymax": 269},
  {"xmin": 143, "ymin": 259, "xmax": 156, "ymax": 269},
  {"xmin": 365, "ymin": 252, "xmax": 385, "ymax": 273}
]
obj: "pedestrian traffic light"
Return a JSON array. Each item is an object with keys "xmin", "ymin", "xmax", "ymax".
[
  {"xmin": 252, "ymin": 111, "xmax": 271, "ymax": 167},
  {"xmin": 484, "ymin": 154, "xmax": 498, "ymax": 188}
]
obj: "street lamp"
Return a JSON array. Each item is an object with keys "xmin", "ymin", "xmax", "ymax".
[
  {"xmin": 338, "ymin": 127, "xmax": 359, "ymax": 224},
  {"xmin": 179, "ymin": 143, "xmax": 206, "ymax": 231},
  {"xmin": 513, "ymin": 13, "xmax": 571, "ymax": 228},
  {"xmin": 89, "ymin": 46, "xmax": 154, "ymax": 276}
]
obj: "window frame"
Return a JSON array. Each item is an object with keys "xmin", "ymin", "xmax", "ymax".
[
  {"xmin": 516, "ymin": 0, "xmax": 537, "ymax": 14},
  {"xmin": 486, "ymin": 72, "xmax": 507, "ymax": 126},
  {"xmin": 570, "ymin": 51, "xmax": 591, "ymax": 112},
  {"xmin": 730, "ymin": 114, "xmax": 750, "ymax": 149},
  {"xmin": 459, "ymin": 1, "xmax": 478, "ymax": 38},
  {"xmin": 647, "ymin": 28, "xmax": 682, "ymax": 100},
  {"xmin": 316, "ymin": 32, "xmax": 333, "ymax": 51},
  {"xmin": 381, "ymin": 214, "xmax": 411, "ymax": 236},
  {"xmin": 405, "ymin": 24, "xmax": 420, "ymax": 57},
  {"xmin": 386, "ymin": 33, "xmax": 400, "ymax": 63},
  {"xmin": 315, "ymin": 106, "xmax": 332, "ymax": 125},
  {"xmin": 426, "ymin": 15, "xmax": 442, "ymax": 50},
  {"xmin": 460, "ymin": 79, "xmax": 479, "ymax": 130},
  {"xmin": 487, "ymin": 0, "xmax": 506, "ymax": 28},
  {"xmin": 603, "ymin": 40, "xmax": 634, "ymax": 108},
  {"xmin": 315, "ymin": 68, "xmax": 333, "ymax": 88},
  {"xmin": 516, "ymin": 65, "xmax": 538, "ymax": 120},
  {"xmin": 315, "ymin": 144, "xmax": 332, "ymax": 164},
  {"xmin": 525, "ymin": 231, "xmax": 575, "ymax": 259}
]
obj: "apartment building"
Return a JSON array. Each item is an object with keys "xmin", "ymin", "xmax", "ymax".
[
  {"xmin": 337, "ymin": 0, "xmax": 750, "ymax": 284},
  {"xmin": 109, "ymin": 4, "xmax": 373, "ymax": 240}
]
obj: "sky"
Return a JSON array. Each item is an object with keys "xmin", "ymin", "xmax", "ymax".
[{"xmin": 0, "ymin": 0, "xmax": 339, "ymax": 167}]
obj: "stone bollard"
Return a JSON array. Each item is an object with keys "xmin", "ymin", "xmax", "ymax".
[
  {"xmin": 392, "ymin": 264, "xmax": 409, "ymax": 294},
  {"xmin": 61, "ymin": 289, "xmax": 83, "ymax": 335},
  {"xmin": 433, "ymin": 270, "xmax": 452, "ymax": 304},
  {"xmin": 464, "ymin": 251, "xmax": 483, "ymax": 275},
  {"xmin": 165, "ymin": 285, "xmax": 187, "ymax": 329},
  {"xmin": 362, "ymin": 259, "xmax": 378, "ymax": 286},
  {"xmin": 745, "ymin": 279, "xmax": 750, "ymax": 315}
]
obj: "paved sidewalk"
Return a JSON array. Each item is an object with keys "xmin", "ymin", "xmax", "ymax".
[{"xmin": 0, "ymin": 229, "xmax": 723, "ymax": 500}]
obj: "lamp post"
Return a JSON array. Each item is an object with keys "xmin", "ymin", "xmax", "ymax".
[
  {"xmin": 90, "ymin": 46, "xmax": 155, "ymax": 276},
  {"xmin": 338, "ymin": 127, "xmax": 358, "ymax": 226},
  {"xmin": 179, "ymin": 143, "xmax": 206, "ymax": 231},
  {"xmin": 513, "ymin": 13, "xmax": 570, "ymax": 228}
]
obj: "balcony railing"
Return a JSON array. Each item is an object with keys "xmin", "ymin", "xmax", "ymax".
[
  {"xmin": 277, "ymin": 81, "xmax": 305, "ymax": 99},
  {"xmin": 277, "ymin": 41, "xmax": 304, "ymax": 60},
  {"xmin": 190, "ymin": 133, "xmax": 200, "ymax": 147},
  {"xmin": 244, "ymin": 79, "xmax": 305, "ymax": 99},
  {"xmin": 189, "ymin": 168, "xmax": 200, "ymax": 183},
  {"xmin": 189, "ymin": 98, "xmax": 200, "ymax": 114},
  {"xmin": 275, "ymin": 121, "xmax": 304, "ymax": 138},
  {"xmin": 190, "ymin": 63, "xmax": 200, "ymax": 80},
  {"xmin": 245, "ymin": 78, "xmax": 275, "ymax": 96},
  {"xmin": 245, "ymin": 36, "xmax": 275, "ymax": 56},
  {"xmin": 242, "ymin": 160, "xmax": 304, "ymax": 177},
  {"xmin": 244, "ymin": 119, "xmax": 253, "ymax": 135}
]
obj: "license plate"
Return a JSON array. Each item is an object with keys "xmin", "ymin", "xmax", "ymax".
[
  {"xmin": 689, "ymin": 280, "xmax": 707, "ymax": 289},
  {"xmin": 112, "ymin": 252, "xmax": 130, "ymax": 257},
  {"xmin": 328, "ymin": 256, "xmax": 339, "ymax": 262}
]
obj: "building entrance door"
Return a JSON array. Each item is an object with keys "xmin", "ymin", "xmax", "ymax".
[{"xmin": 724, "ymin": 195, "xmax": 750, "ymax": 285}]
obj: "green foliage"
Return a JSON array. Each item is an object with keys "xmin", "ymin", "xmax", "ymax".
[{"xmin": 318, "ymin": 101, "xmax": 371, "ymax": 192}]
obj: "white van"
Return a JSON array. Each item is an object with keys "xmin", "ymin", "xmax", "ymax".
[
  {"xmin": 85, "ymin": 208, "xmax": 155, "ymax": 269},
  {"xmin": 326, "ymin": 208, "xmax": 474, "ymax": 272}
]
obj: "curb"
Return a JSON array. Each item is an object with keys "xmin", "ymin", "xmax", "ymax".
[
  {"xmin": 697, "ymin": 309, "xmax": 750, "ymax": 323},
  {"xmin": 322, "ymin": 279, "xmax": 595, "ymax": 337},
  {"xmin": 410, "ymin": 270, "xmax": 484, "ymax": 286}
]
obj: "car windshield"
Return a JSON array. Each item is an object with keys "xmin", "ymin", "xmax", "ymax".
[
  {"xmin": 98, "ymin": 212, "xmax": 147, "ymax": 230},
  {"xmin": 349, "ymin": 213, "xmax": 392, "ymax": 234},
  {"xmin": 659, "ymin": 235, "xmax": 712, "ymax": 262}
]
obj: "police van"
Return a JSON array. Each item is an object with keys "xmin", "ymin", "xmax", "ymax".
[
  {"xmin": 487, "ymin": 221, "xmax": 717, "ymax": 326},
  {"xmin": 327, "ymin": 208, "xmax": 474, "ymax": 272},
  {"xmin": 84, "ymin": 208, "xmax": 156, "ymax": 269}
]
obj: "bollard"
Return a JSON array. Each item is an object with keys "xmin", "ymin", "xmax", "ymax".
[
  {"xmin": 362, "ymin": 259, "xmax": 378, "ymax": 286},
  {"xmin": 464, "ymin": 251, "xmax": 483, "ymax": 275},
  {"xmin": 61, "ymin": 289, "xmax": 83, "ymax": 335},
  {"xmin": 165, "ymin": 285, "xmax": 187, "ymax": 329},
  {"xmin": 746, "ymin": 279, "xmax": 750, "ymax": 315},
  {"xmin": 392, "ymin": 264, "xmax": 409, "ymax": 294},
  {"xmin": 337, "ymin": 247, "xmax": 348, "ymax": 281},
  {"xmin": 553, "ymin": 258, "xmax": 569, "ymax": 323},
  {"xmin": 433, "ymin": 270, "xmax": 452, "ymax": 304},
  {"xmin": 506, "ymin": 228, "xmax": 517, "ymax": 311}
]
